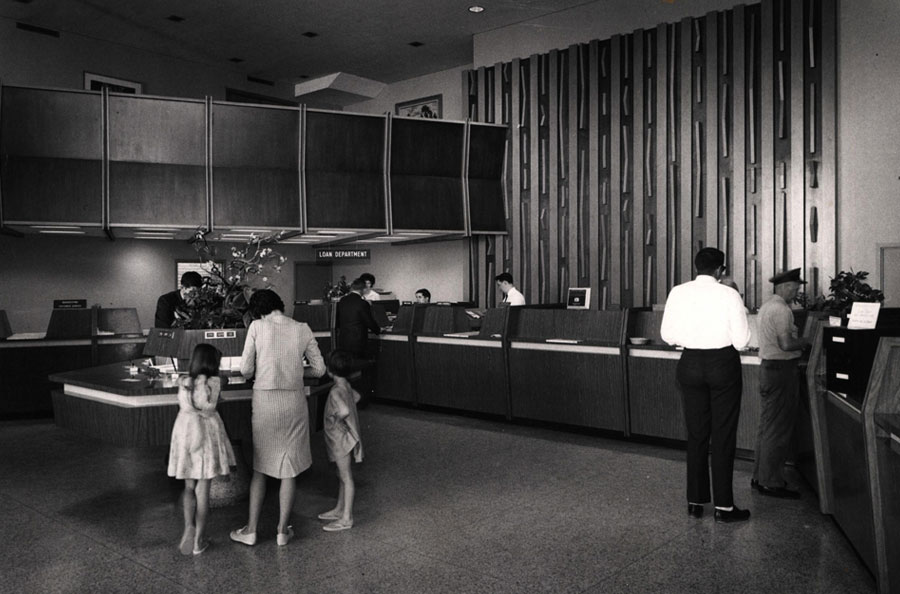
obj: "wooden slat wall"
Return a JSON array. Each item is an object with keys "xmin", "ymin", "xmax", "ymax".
[{"xmin": 466, "ymin": 0, "xmax": 835, "ymax": 310}]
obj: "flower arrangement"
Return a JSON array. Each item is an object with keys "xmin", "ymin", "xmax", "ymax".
[
  {"xmin": 796, "ymin": 269, "xmax": 885, "ymax": 316},
  {"xmin": 324, "ymin": 275, "xmax": 351, "ymax": 301},
  {"xmin": 175, "ymin": 229, "xmax": 287, "ymax": 328}
]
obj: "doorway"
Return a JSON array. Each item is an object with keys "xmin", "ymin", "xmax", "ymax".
[{"xmin": 295, "ymin": 262, "xmax": 333, "ymax": 303}]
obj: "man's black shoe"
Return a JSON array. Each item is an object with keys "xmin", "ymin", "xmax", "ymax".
[
  {"xmin": 751, "ymin": 479, "xmax": 800, "ymax": 499},
  {"xmin": 687, "ymin": 503, "xmax": 704, "ymax": 518},
  {"xmin": 714, "ymin": 506, "xmax": 751, "ymax": 523}
]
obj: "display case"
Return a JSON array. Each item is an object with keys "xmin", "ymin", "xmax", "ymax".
[
  {"xmin": 1, "ymin": 85, "xmax": 104, "ymax": 234},
  {"xmin": 211, "ymin": 101, "xmax": 301, "ymax": 231},
  {"xmin": 107, "ymin": 94, "xmax": 207, "ymax": 238},
  {"xmin": 389, "ymin": 117, "xmax": 465, "ymax": 233},
  {"xmin": 466, "ymin": 122, "xmax": 508, "ymax": 234},
  {"xmin": 304, "ymin": 110, "xmax": 387, "ymax": 232}
]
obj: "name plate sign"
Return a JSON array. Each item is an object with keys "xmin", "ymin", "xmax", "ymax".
[
  {"xmin": 204, "ymin": 330, "xmax": 237, "ymax": 340},
  {"xmin": 53, "ymin": 299, "xmax": 87, "ymax": 309},
  {"xmin": 317, "ymin": 248, "xmax": 370, "ymax": 261}
]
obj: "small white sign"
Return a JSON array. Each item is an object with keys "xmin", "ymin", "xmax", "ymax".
[{"xmin": 847, "ymin": 302, "xmax": 881, "ymax": 329}]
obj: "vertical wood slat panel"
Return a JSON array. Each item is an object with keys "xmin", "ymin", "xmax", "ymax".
[
  {"xmin": 477, "ymin": 67, "xmax": 486, "ymax": 122},
  {"xmin": 633, "ymin": 31, "xmax": 645, "ymax": 307},
  {"xmin": 510, "ymin": 59, "xmax": 522, "ymax": 288},
  {"xmin": 705, "ymin": 12, "xmax": 719, "ymax": 251},
  {"xmin": 548, "ymin": 51, "xmax": 560, "ymax": 303},
  {"xmin": 497, "ymin": 62, "xmax": 509, "ymax": 305},
  {"xmin": 789, "ymin": 0, "xmax": 805, "ymax": 271},
  {"xmin": 656, "ymin": 23, "xmax": 669, "ymax": 304},
  {"xmin": 818, "ymin": 0, "xmax": 836, "ymax": 287},
  {"xmin": 760, "ymin": 0, "xmax": 776, "ymax": 298},
  {"xmin": 567, "ymin": 46, "xmax": 579, "ymax": 292},
  {"xmin": 529, "ymin": 55, "xmax": 540, "ymax": 302},
  {"xmin": 679, "ymin": 18, "xmax": 693, "ymax": 284},
  {"xmin": 732, "ymin": 6, "xmax": 747, "ymax": 294},
  {"xmin": 588, "ymin": 41, "xmax": 601, "ymax": 305},
  {"xmin": 609, "ymin": 36, "xmax": 622, "ymax": 307}
]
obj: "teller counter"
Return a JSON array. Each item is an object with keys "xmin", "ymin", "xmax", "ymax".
[
  {"xmin": 49, "ymin": 362, "xmax": 331, "ymax": 448},
  {"xmin": 292, "ymin": 302, "xmax": 334, "ymax": 355},
  {"xmin": 370, "ymin": 304, "xmax": 426, "ymax": 404},
  {"xmin": 507, "ymin": 308, "xmax": 627, "ymax": 432},
  {"xmin": 413, "ymin": 305, "xmax": 510, "ymax": 417},
  {"xmin": 624, "ymin": 309, "xmax": 764, "ymax": 453},
  {"xmin": 864, "ymin": 338, "xmax": 900, "ymax": 594},
  {"xmin": 1, "ymin": 307, "xmax": 145, "ymax": 419}
]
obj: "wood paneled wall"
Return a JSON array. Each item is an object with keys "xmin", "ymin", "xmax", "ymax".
[{"xmin": 465, "ymin": 0, "xmax": 835, "ymax": 310}]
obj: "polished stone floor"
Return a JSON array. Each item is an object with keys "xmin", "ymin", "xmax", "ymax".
[{"xmin": 0, "ymin": 405, "xmax": 876, "ymax": 594}]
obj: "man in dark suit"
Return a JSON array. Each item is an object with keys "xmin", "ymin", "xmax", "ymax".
[
  {"xmin": 335, "ymin": 278, "xmax": 383, "ymax": 406},
  {"xmin": 154, "ymin": 271, "xmax": 203, "ymax": 328}
]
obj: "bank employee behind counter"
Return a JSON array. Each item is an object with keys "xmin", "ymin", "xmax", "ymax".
[
  {"xmin": 155, "ymin": 271, "xmax": 203, "ymax": 328},
  {"xmin": 495, "ymin": 273, "xmax": 525, "ymax": 306},
  {"xmin": 414, "ymin": 289, "xmax": 431, "ymax": 304}
]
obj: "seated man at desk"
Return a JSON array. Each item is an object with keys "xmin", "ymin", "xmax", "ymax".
[
  {"xmin": 415, "ymin": 288, "xmax": 431, "ymax": 304},
  {"xmin": 154, "ymin": 271, "xmax": 203, "ymax": 328},
  {"xmin": 495, "ymin": 273, "xmax": 525, "ymax": 306}
]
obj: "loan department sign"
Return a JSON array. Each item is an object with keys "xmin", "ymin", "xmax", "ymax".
[{"xmin": 316, "ymin": 248, "xmax": 370, "ymax": 261}]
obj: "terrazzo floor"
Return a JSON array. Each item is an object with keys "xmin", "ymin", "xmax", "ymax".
[{"xmin": 0, "ymin": 405, "xmax": 876, "ymax": 594}]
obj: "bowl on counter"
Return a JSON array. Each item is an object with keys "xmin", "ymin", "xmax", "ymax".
[{"xmin": 629, "ymin": 337, "xmax": 651, "ymax": 345}]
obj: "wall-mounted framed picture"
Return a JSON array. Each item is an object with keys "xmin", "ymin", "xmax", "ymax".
[
  {"xmin": 83, "ymin": 72, "xmax": 143, "ymax": 94},
  {"xmin": 395, "ymin": 94, "xmax": 442, "ymax": 119}
]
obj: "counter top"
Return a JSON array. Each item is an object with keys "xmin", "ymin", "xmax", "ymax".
[
  {"xmin": 49, "ymin": 362, "xmax": 328, "ymax": 397},
  {"xmin": 875, "ymin": 413, "xmax": 900, "ymax": 437}
]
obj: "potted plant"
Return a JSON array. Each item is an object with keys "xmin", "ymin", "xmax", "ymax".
[
  {"xmin": 144, "ymin": 229, "xmax": 287, "ymax": 362},
  {"xmin": 796, "ymin": 269, "xmax": 885, "ymax": 325},
  {"xmin": 324, "ymin": 275, "xmax": 351, "ymax": 302}
]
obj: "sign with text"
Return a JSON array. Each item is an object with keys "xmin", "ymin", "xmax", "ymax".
[
  {"xmin": 847, "ymin": 302, "xmax": 882, "ymax": 330},
  {"xmin": 316, "ymin": 248, "xmax": 370, "ymax": 261},
  {"xmin": 53, "ymin": 299, "xmax": 87, "ymax": 309}
]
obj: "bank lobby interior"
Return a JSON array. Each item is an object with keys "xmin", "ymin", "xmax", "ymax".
[{"xmin": 2, "ymin": 0, "xmax": 900, "ymax": 593}]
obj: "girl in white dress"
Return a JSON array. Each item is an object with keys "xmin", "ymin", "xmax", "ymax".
[{"xmin": 168, "ymin": 343, "xmax": 235, "ymax": 555}]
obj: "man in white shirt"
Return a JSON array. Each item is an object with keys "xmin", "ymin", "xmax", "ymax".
[
  {"xmin": 752, "ymin": 268, "xmax": 808, "ymax": 499},
  {"xmin": 495, "ymin": 272, "xmax": 525, "ymax": 306},
  {"xmin": 661, "ymin": 248, "xmax": 752, "ymax": 523}
]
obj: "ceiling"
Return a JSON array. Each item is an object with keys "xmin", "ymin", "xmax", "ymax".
[{"xmin": 3, "ymin": 0, "xmax": 597, "ymax": 87}]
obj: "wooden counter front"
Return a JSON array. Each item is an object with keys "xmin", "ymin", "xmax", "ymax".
[{"xmin": 49, "ymin": 362, "xmax": 330, "ymax": 447}]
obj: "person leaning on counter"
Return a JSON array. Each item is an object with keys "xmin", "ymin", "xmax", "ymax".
[
  {"xmin": 335, "ymin": 278, "xmax": 383, "ymax": 408},
  {"xmin": 660, "ymin": 247, "xmax": 752, "ymax": 523},
  {"xmin": 495, "ymin": 273, "xmax": 525, "ymax": 306},
  {"xmin": 751, "ymin": 268, "xmax": 808, "ymax": 499},
  {"xmin": 155, "ymin": 271, "xmax": 203, "ymax": 328}
]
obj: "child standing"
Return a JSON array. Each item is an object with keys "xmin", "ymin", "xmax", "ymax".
[
  {"xmin": 168, "ymin": 343, "xmax": 236, "ymax": 555},
  {"xmin": 318, "ymin": 349, "xmax": 364, "ymax": 531}
]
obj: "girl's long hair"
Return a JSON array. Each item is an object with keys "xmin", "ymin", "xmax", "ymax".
[{"xmin": 189, "ymin": 343, "xmax": 221, "ymax": 378}]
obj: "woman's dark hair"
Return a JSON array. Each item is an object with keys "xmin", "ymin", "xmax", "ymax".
[
  {"xmin": 249, "ymin": 289, "xmax": 284, "ymax": 317},
  {"xmin": 327, "ymin": 349, "xmax": 355, "ymax": 379},
  {"xmin": 189, "ymin": 343, "xmax": 221, "ymax": 378},
  {"xmin": 359, "ymin": 273, "xmax": 375, "ymax": 285}
]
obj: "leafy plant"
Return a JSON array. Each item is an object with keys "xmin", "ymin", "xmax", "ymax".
[
  {"xmin": 796, "ymin": 269, "xmax": 885, "ymax": 315},
  {"xmin": 324, "ymin": 276, "xmax": 350, "ymax": 301},
  {"xmin": 175, "ymin": 229, "xmax": 287, "ymax": 329}
]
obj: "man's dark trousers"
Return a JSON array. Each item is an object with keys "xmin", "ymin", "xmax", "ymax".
[{"xmin": 676, "ymin": 346, "xmax": 743, "ymax": 508}]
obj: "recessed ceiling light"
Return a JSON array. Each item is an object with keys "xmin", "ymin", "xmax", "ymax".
[
  {"xmin": 302, "ymin": 31, "xmax": 319, "ymax": 38},
  {"xmin": 408, "ymin": 41, "xmax": 424, "ymax": 47},
  {"xmin": 468, "ymin": 6, "xmax": 485, "ymax": 13},
  {"xmin": 229, "ymin": 57, "xmax": 244, "ymax": 63},
  {"xmin": 166, "ymin": 15, "xmax": 185, "ymax": 22}
]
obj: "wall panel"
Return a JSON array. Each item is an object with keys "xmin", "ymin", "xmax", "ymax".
[{"xmin": 466, "ymin": 0, "xmax": 835, "ymax": 310}]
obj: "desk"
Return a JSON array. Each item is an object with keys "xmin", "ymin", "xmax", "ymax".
[{"xmin": 49, "ymin": 363, "xmax": 331, "ymax": 447}]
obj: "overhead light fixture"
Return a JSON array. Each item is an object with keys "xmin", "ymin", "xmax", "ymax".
[
  {"xmin": 408, "ymin": 41, "xmax": 424, "ymax": 48},
  {"xmin": 468, "ymin": 6, "xmax": 485, "ymax": 13},
  {"xmin": 31, "ymin": 225, "xmax": 82, "ymax": 230},
  {"xmin": 166, "ymin": 15, "xmax": 185, "ymax": 22},
  {"xmin": 38, "ymin": 230, "xmax": 86, "ymax": 235}
]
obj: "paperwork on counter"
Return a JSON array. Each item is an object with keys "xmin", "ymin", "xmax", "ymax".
[
  {"xmin": 546, "ymin": 338, "xmax": 581, "ymax": 344},
  {"xmin": 443, "ymin": 331, "xmax": 480, "ymax": 338}
]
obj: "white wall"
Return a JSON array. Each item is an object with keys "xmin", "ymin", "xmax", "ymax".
[
  {"xmin": 0, "ymin": 17, "xmax": 295, "ymax": 100},
  {"xmin": 836, "ymin": 0, "xmax": 900, "ymax": 290},
  {"xmin": 345, "ymin": 65, "xmax": 469, "ymax": 121},
  {"xmin": 332, "ymin": 240, "xmax": 469, "ymax": 304}
]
